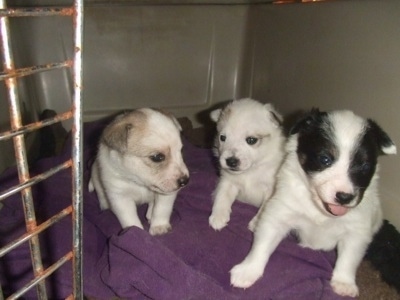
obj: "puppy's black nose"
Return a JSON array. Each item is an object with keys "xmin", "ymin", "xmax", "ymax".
[
  {"xmin": 226, "ymin": 157, "xmax": 239, "ymax": 168},
  {"xmin": 177, "ymin": 176, "xmax": 189, "ymax": 187},
  {"xmin": 335, "ymin": 192, "xmax": 355, "ymax": 205}
]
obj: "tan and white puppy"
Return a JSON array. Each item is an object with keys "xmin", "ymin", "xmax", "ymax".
[
  {"xmin": 209, "ymin": 98, "xmax": 285, "ymax": 231},
  {"xmin": 89, "ymin": 108, "xmax": 189, "ymax": 235}
]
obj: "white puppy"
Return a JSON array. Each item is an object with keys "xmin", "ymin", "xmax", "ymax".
[
  {"xmin": 230, "ymin": 109, "xmax": 396, "ymax": 297},
  {"xmin": 208, "ymin": 98, "xmax": 285, "ymax": 231},
  {"xmin": 89, "ymin": 108, "xmax": 189, "ymax": 235}
]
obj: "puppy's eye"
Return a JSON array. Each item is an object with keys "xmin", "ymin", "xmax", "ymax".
[
  {"xmin": 220, "ymin": 135, "xmax": 226, "ymax": 142},
  {"xmin": 246, "ymin": 137, "xmax": 258, "ymax": 145},
  {"xmin": 318, "ymin": 154, "xmax": 333, "ymax": 167},
  {"xmin": 150, "ymin": 153, "xmax": 165, "ymax": 163}
]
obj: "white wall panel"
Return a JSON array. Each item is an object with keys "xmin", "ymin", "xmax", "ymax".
[
  {"xmin": 83, "ymin": 5, "xmax": 250, "ymax": 123},
  {"xmin": 249, "ymin": 0, "xmax": 400, "ymax": 230}
]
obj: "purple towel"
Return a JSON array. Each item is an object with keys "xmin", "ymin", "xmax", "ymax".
[{"xmin": 0, "ymin": 119, "xmax": 351, "ymax": 299}]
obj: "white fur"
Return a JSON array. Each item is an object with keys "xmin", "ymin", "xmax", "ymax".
[
  {"xmin": 208, "ymin": 98, "xmax": 285, "ymax": 230},
  {"xmin": 89, "ymin": 108, "xmax": 189, "ymax": 235},
  {"xmin": 230, "ymin": 110, "xmax": 396, "ymax": 297}
]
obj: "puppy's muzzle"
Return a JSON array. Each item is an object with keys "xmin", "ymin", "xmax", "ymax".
[
  {"xmin": 177, "ymin": 175, "xmax": 189, "ymax": 188},
  {"xmin": 226, "ymin": 156, "xmax": 240, "ymax": 169}
]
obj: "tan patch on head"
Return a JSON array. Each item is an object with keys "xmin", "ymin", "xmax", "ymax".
[
  {"xmin": 150, "ymin": 107, "xmax": 182, "ymax": 131},
  {"xmin": 220, "ymin": 106, "xmax": 232, "ymax": 122},
  {"xmin": 101, "ymin": 110, "xmax": 148, "ymax": 153}
]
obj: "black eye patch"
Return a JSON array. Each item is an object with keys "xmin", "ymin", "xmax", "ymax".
[
  {"xmin": 297, "ymin": 129, "xmax": 337, "ymax": 174},
  {"xmin": 349, "ymin": 132, "xmax": 378, "ymax": 189}
]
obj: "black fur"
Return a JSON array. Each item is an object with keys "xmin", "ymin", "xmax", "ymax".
[
  {"xmin": 367, "ymin": 119, "xmax": 397, "ymax": 155},
  {"xmin": 291, "ymin": 110, "xmax": 387, "ymax": 199},
  {"xmin": 366, "ymin": 220, "xmax": 400, "ymax": 293},
  {"xmin": 291, "ymin": 109, "xmax": 337, "ymax": 174},
  {"xmin": 348, "ymin": 124, "xmax": 379, "ymax": 201}
]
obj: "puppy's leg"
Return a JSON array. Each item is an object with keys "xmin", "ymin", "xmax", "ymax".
[
  {"xmin": 108, "ymin": 195, "xmax": 144, "ymax": 229},
  {"xmin": 209, "ymin": 179, "xmax": 239, "ymax": 230},
  {"xmin": 330, "ymin": 237, "xmax": 369, "ymax": 297},
  {"xmin": 146, "ymin": 201, "xmax": 154, "ymax": 223},
  {"xmin": 248, "ymin": 187, "xmax": 273, "ymax": 231},
  {"xmin": 89, "ymin": 163, "xmax": 109, "ymax": 210},
  {"xmin": 149, "ymin": 193, "xmax": 177, "ymax": 235},
  {"xmin": 248, "ymin": 203, "xmax": 263, "ymax": 232},
  {"xmin": 231, "ymin": 219, "xmax": 288, "ymax": 288}
]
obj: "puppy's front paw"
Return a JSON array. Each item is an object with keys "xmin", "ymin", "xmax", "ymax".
[
  {"xmin": 248, "ymin": 216, "xmax": 258, "ymax": 232},
  {"xmin": 209, "ymin": 213, "xmax": 230, "ymax": 231},
  {"xmin": 230, "ymin": 262, "xmax": 263, "ymax": 289},
  {"xmin": 149, "ymin": 224, "xmax": 171, "ymax": 236},
  {"xmin": 330, "ymin": 279, "xmax": 359, "ymax": 297}
]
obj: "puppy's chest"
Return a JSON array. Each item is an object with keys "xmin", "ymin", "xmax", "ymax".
[
  {"xmin": 293, "ymin": 218, "xmax": 345, "ymax": 251},
  {"xmin": 132, "ymin": 187, "xmax": 156, "ymax": 204},
  {"xmin": 109, "ymin": 178, "xmax": 156, "ymax": 204},
  {"xmin": 235, "ymin": 176, "xmax": 273, "ymax": 206}
]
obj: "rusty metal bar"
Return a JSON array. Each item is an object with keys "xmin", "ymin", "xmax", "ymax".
[
  {"xmin": 6, "ymin": 251, "xmax": 74, "ymax": 300},
  {"xmin": 0, "ymin": 159, "xmax": 72, "ymax": 201},
  {"xmin": 0, "ymin": 60, "xmax": 72, "ymax": 80},
  {"xmin": 0, "ymin": 0, "xmax": 47, "ymax": 298},
  {"xmin": 0, "ymin": 110, "xmax": 73, "ymax": 141},
  {"xmin": 72, "ymin": 0, "xmax": 84, "ymax": 297},
  {"xmin": 0, "ymin": 0, "xmax": 84, "ymax": 297},
  {"xmin": 0, "ymin": 6, "xmax": 74, "ymax": 17},
  {"xmin": 0, "ymin": 205, "xmax": 73, "ymax": 257}
]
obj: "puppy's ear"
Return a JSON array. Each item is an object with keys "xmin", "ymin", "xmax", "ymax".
[
  {"xmin": 171, "ymin": 115, "xmax": 182, "ymax": 131},
  {"xmin": 290, "ymin": 108, "xmax": 325, "ymax": 135},
  {"xmin": 264, "ymin": 103, "xmax": 283, "ymax": 128},
  {"xmin": 210, "ymin": 108, "xmax": 222, "ymax": 122},
  {"xmin": 367, "ymin": 119, "xmax": 397, "ymax": 155},
  {"xmin": 102, "ymin": 121, "xmax": 133, "ymax": 153}
]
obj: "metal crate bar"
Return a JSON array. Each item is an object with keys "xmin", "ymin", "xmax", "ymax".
[
  {"xmin": 0, "ymin": 60, "xmax": 72, "ymax": 80},
  {"xmin": 0, "ymin": 205, "xmax": 73, "ymax": 257},
  {"xmin": 0, "ymin": 0, "xmax": 84, "ymax": 298},
  {"xmin": 0, "ymin": 110, "xmax": 73, "ymax": 141},
  {"xmin": 7, "ymin": 251, "xmax": 74, "ymax": 300},
  {"xmin": 0, "ymin": 6, "xmax": 74, "ymax": 18},
  {"xmin": 71, "ymin": 0, "xmax": 84, "ymax": 297},
  {"xmin": 0, "ymin": 0, "xmax": 47, "ymax": 297},
  {"xmin": 0, "ymin": 160, "xmax": 72, "ymax": 201}
]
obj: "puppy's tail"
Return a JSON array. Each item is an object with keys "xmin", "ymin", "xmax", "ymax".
[{"xmin": 365, "ymin": 219, "xmax": 400, "ymax": 293}]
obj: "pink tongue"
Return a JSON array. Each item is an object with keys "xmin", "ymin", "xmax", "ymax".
[{"xmin": 328, "ymin": 204, "xmax": 349, "ymax": 216}]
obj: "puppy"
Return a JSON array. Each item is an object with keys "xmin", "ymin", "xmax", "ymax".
[
  {"xmin": 89, "ymin": 108, "xmax": 189, "ymax": 235},
  {"xmin": 230, "ymin": 109, "xmax": 396, "ymax": 297},
  {"xmin": 208, "ymin": 98, "xmax": 285, "ymax": 231}
]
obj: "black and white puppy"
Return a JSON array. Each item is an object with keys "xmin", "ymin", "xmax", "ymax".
[{"xmin": 230, "ymin": 109, "xmax": 396, "ymax": 297}]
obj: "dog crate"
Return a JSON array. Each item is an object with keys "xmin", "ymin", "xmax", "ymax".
[
  {"xmin": 0, "ymin": 0, "xmax": 399, "ymax": 298},
  {"xmin": 81, "ymin": 0, "xmax": 398, "ymax": 231},
  {"xmin": 0, "ymin": 0, "xmax": 83, "ymax": 298}
]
